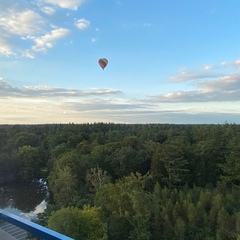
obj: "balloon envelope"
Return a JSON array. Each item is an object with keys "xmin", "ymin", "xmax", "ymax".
[{"xmin": 98, "ymin": 58, "xmax": 108, "ymax": 70}]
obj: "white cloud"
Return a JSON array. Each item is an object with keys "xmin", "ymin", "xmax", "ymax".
[
  {"xmin": 171, "ymin": 60, "xmax": 240, "ymax": 83},
  {"xmin": 0, "ymin": 37, "xmax": 16, "ymax": 56},
  {"xmin": 150, "ymin": 90, "xmax": 240, "ymax": 104},
  {"xmin": 195, "ymin": 73, "xmax": 240, "ymax": 92},
  {"xmin": 221, "ymin": 59, "xmax": 240, "ymax": 68},
  {"xmin": 0, "ymin": 79, "xmax": 121, "ymax": 98},
  {"xmin": 1, "ymin": 76, "xmax": 240, "ymax": 124},
  {"xmin": 0, "ymin": 0, "xmax": 86, "ymax": 58},
  {"xmin": 149, "ymin": 89, "xmax": 240, "ymax": 103},
  {"xmin": 40, "ymin": 0, "xmax": 85, "ymax": 10},
  {"xmin": 30, "ymin": 28, "xmax": 70, "ymax": 53},
  {"xmin": 144, "ymin": 61, "xmax": 240, "ymax": 104},
  {"xmin": 40, "ymin": 6, "xmax": 56, "ymax": 15},
  {"xmin": 203, "ymin": 65, "xmax": 213, "ymax": 70},
  {"xmin": 170, "ymin": 72, "xmax": 224, "ymax": 82},
  {"xmin": 0, "ymin": 78, "xmax": 134, "ymax": 124},
  {"xmin": 0, "ymin": 8, "xmax": 45, "ymax": 36},
  {"xmin": 75, "ymin": 18, "xmax": 90, "ymax": 30},
  {"xmin": 150, "ymin": 71, "xmax": 240, "ymax": 103},
  {"xmin": 0, "ymin": 78, "xmax": 13, "ymax": 89}
]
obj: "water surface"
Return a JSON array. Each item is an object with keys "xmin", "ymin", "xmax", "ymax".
[{"xmin": 0, "ymin": 179, "xmax": 48, "ymax": 220}]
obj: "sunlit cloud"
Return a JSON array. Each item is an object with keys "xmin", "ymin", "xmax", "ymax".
[
  {"xmin": 0, "ymin": 8, "xmax": 45, "ymax": 36},
  {"xmin": 221, "ymin": 59, "xmax": 240, "ymax": 68},
  {"xmin": 150, "ymin": 72, "xmax": 240, "ymax": 103},
  {"xmin": 148, "ymin": 89, "xmax": 240, "ymax": 103},
  {"xmin": 170, "ymin": 72, "xmax": 224, "ymax": 82},
  {"xmin": 0, "ymin": 0, "xmax": 86, "ymax": 58},
  {"xmin": 75, "ymin": 18, "xmax": 90, "ymax": 30},
  {"xmin": 1, "ymin": 74, "xmax": 240, "ymax": 124},
  {"xmin": 31, "ymin": 28, "xmax": 70, "ymax": 53},
  {"xmin": 40, "ymin": 0, "xmax": 85, "ymax": 10},
  {"xmin": 0, "ymin": 37, "xmax": 16, "ymax": 56},
  {"xmin": 171, "ymin": 60, "xmax": 240, "ymax": 83},
  {"xmin": 40, "ymin": 6, "xmax": 56, "ymax": 15},
  {"xmin": 203, "ymin": 65, "xmax": 213, "ymax": 70},
  {"xmin": 195, "ymin": 73, "xmax": 240, "ymax": 91}
]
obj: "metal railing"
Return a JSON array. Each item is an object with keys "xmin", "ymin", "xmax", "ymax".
[{"xmin": 0, "ymin": 209, "xmax": 74, "ymax": 240}]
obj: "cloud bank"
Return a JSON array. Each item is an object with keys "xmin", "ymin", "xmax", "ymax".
[
  {"xmin": 1, "ymin": 57, "xmax": 240, "ymax": 124},
  {"xmin": 0, "ymin": 78, "xmax": 121, "ymax": 98},
  {"xmin": 149, "ymin": 61, "xmax": 240, "ymax": 103}
]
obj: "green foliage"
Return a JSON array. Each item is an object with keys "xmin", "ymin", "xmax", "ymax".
[
  {"xmin": 47, "ymin": 206, "xmax": 107, "ymax": 240},
  {"xmin": 86, "ymin": 167, "xmax": 111, "ymax": 194},
  {"xmin": 0, "ymin": 152, "xmax": 20, "ymax": 183},
  {"xmin": 48, "ymin": 166, "xmax": 78, "ymax": 207},
  {"xmin": 220, "ymin": 144, "xmax": 240, "ymax": 186},
  {"xmin": 1, "ymin": 123, "xmax": 240, "ymax": 239},
  {"xmin": 150, "ymin": 142, "xmax": 189, "ymax": 189},
  {"xmin": 17, "ymin": 145, "xmax": 42, "ymax": 181},
  {"xmin": 95, "ymin": 173, "xmax": 153, "ymax": 240},
  {"xmin": 14, "ymin": 132, "xmax": 38, "ymax": 147}
]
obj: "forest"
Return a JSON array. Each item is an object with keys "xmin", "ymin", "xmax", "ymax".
[{"xmin": 0, "ymin": 123, "xmax": 240, "ymax": 240}]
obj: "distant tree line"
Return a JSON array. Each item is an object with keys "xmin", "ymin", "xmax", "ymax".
[{"xmin": 1, "ymin": 123, "xmax": 240, "ymax": 239}]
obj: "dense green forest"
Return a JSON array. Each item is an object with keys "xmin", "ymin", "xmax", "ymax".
[{"xmin": 1, "ymin": 123, "xmax": 240, "ymax": 239}]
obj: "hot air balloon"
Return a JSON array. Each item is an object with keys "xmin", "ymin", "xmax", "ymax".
[{"xmin": 98, "ymin": 58, "xmax": 108, "ymax": 70}]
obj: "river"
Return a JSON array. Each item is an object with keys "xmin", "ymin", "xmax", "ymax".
[{"xmin": 0, "ymin": 179, "xmax": 48, "ymax": 220}]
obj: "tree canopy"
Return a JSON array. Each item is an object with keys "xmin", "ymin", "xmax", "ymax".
[{"xmin": 1, "ymin": 123, "xmax": 240, "ymax": 239}]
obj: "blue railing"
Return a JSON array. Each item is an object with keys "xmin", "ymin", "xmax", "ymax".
[{"xmin": 0, "ymin": 209, "xmax": 73, "ymax": 240}]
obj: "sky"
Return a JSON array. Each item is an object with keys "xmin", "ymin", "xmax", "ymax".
[{"xmin": 1, "ymin": 0, "xmax": 240, "ymax": 124}]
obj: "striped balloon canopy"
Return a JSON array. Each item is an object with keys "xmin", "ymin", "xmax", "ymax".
[{"xmin": 98, "ymin": 58, "xmax": 108, "ymax": 70}]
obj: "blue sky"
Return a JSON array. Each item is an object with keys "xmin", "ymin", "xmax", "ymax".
[{"xmin": 1, "ymin": 0, "xmax": 240, "ymax": 124}]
